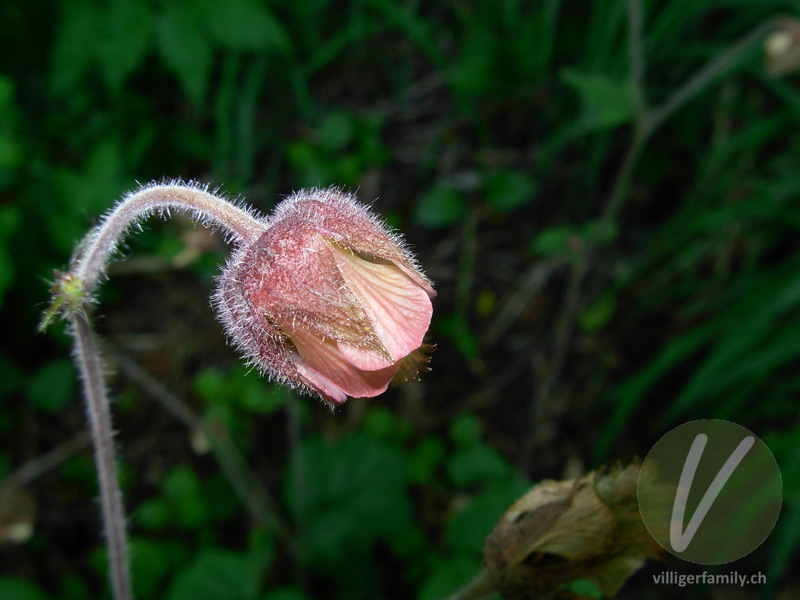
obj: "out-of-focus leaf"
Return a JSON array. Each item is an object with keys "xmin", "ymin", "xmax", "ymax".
[
  {"xmin": 262, "ymin": 588, "xmax": 311, "ymax": 600},
  {"xmin": 166, "ymin": 549, "xmax": 262, "ymax": 600},
  {"xmin": 563, "ymin": 577, "xmax": 604, "ymax": 599},
  {"xmin": 50, "ymin": 0, "xmax": 101, "ymax": 94},
  {"xmin": 131, "ymin": 537, "xmax": 184, "ymax": 598},
  {"xmin": 446, "ymin": 479, "xmax": 530, "ymax": 554},
  {"xmin": 156, "ymin": 2, "xmax": 212, "ymax": 105},
  {"xmin": 408, "ymin": 436, "xmax": 446, "ymax": 484},
  {"xmin": 413, "ymin": 185, "xmax": 467, "ymax": 228},
  {"xmin": 436, "ymin": 313, "xmax": 480, "ymax": 358},
  {"xmin": 484, "ymin": 170, "xmax": 537, "ymax": 212},
  {"xmin": 561, "ymin": 69, "xmax": 635, "ymax": 130},
  {"xmin": 285, "ymin": 432, "xmax": 412, "ymax": 568},
  {"xmin": 0, "ymin": 577, "xmax": 49, "ymax": 600},
  {"xmin": 163, "ymin": 465, "xmax": 208, "ymax": 528},
  {"xmin": 27, "ymin": 359, "xmax": 75, "ymax": 413},
  {"xmin": 529, "ymin": 225, "xmax": 580, "ymax": 257},
  {"xmin": 448, "ymin": 444, "xmax": 515, "ymax": 488},
  {"xmin": 98, "ymin": 0, "xmax": 154, "ymax": 92},
  {"xmin": 418, "ymin": 556, "xmax": 483, "ymax": 600},
  {"xmin": 195, "ymin": 0, "xmax": 290, "ymax": 53},
  {"xmin": 318, "ymin": 111, "xmax": 355, "ymax": 152},
  {"xmin": 449, "ymin": 412, "xmax": 483, "ymax": 447},
  {"xmin": 579, "ymin": 291, "xmax": 617, "ymax": 333}
]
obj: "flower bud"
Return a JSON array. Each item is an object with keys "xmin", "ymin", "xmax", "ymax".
[
  {"xmin": 483, "ymin": 464, "xmax": 662, "ymax": 600},
  {"xmin": 214, "ymin": 187, "xmax": 435, "ymax": 407}
]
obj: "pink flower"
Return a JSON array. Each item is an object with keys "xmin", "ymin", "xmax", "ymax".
[{"xmin": 214, "ymin": 188, "xmax": 435, "ymax": 407}]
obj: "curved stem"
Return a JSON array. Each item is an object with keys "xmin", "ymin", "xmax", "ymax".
[
  {"xmin": 72, "ymin": 311, "xmax": 133, "ymax": 600},
  {"xmin": 73, "ymin": 182, "xmax": 266, "ymax": 297},
  {"xmin": 56, "ymin": 183, "xmax": 268, "ymax": 600}
]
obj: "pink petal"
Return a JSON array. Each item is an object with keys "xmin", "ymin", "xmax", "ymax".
[
  {"xmin": 331, "ymin": 248, "xmax": 433, "ymax": 362},
  {"xmin": 337, "ymin": 342, "xmax": 395, "ymax": 371},
  {"xmin": 288, "ymin": 326, "xmax": 399, "ymax": 403},
  {"xmin": 395, "ymin": 263, "xmax": 437, "ymax": 299}
]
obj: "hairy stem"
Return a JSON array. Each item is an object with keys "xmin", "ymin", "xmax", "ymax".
[
  {"xmin": 73, "ymin": 182, "xmax": 266, "ymax": 298},
  {"xmin": 54, "ymin": 183, "xmax": 268, "ymax": 600},
  {"xmin": 72, "ymin": 312, "xmax": 132, "ymax": 600}
]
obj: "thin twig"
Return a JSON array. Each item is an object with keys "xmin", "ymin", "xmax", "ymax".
[
  {"xmin": 111, "ymin": 349, "xmax": 287, "ymax": 534},
  {"xmin": 483, "ymin": 258, "xmax": 560, "ymax": 347},
  {"xmin": 0, "ymin": 432, "xmax": 90, "ymax": 493},
  {"xmin": 523, "ymin": 258, "xmax": 589, "ymax": 469},
  {"xmin": 71, "ymin": 312, "xmax": 133, "ymax": 600},
  {"xmin": 649, "ymin": 19, "xmax": 777, "ymax": 133},
  {"xmin": 524, "ymin": 11, "xmax": 778, "ymax": 470},
  {"xmin": 599, "ymin": 126, "xmax": 649, "ymax": 227}
]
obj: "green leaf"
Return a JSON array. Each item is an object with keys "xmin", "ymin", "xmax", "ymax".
[
  {"xmin": 50, "ymin": 0, "xmax": 101, "ymax": 95},
  {"xmin": 563, "ymin": 578, "xmax": 604, "ymax": 599},
  {"xmin": 0, "ymin": 136, "xmax": 22, "ymax": 174},
  {"xmin": 239, "ymin": 374, "xmax": 287, "ymax": 415},
  {"xmin": 529, "ymin": 225, "xmax": 580, "ymax": 257},
  {"xmin": 285, "ymin": 433, "xmax": 412, "ymax": 568},
  {"xmin": 579, "ymin": 291, "xmax": 616, "ymax": 333},
  {"xmin": 0, "ymin": 577, "xmax": 50, "ymax": 600},
  {"xmin": 135, "ymin": 498, "xmax": 171, "ymax": 531},
  {"xmin": 98, "ymin": 0, "xmax": 154, "ymax": 92},
  {"xmin": 27, "ymin": 359, "xmax": 76, "ymax": 413},
  {"xmin": 131, "ymin": 537, "xmax": 184, "ymax": 598},
  {"xmin": 561, "ymin": 69, "xmax": 635, "ymax": 130},
  {"xmin": 413, "ymin": 185, "xmax": 467, "ymax": 228},
  {"xmin": 484, "ymin": 170, "xmax": 537, "ymax": 212},
  {"xmin": 163, "ymin": 465, "xmax": 208, "ymax": 528},
  {"xmin": 408, "ymin": 436, "xmax": 446, "ymax": 484},
  {"xmin": 418, "ymin": 556, "xmax": 484, "ymax": 600},
  {"xmin": 195, "ymin": 0, "xmax": 290, "ymax": 53},
  {"xmin": 436, "ymin": 313, "xmax": 480, "ymax": 358},
  {"xmin": 445, "ymin": 479, "xmax": 529, "ymax": 554},
  {"xmin": 449, "ymin": 413, "xmax": 483, "ymax": 447},
  {"xmin": 0, "ymin": 75, "xmax": 14, "ymax": 106},
  {"xmin": 167, "ymin": 549, "xmax": 262, "ymax": 600},
  {"xmin": 193, "ymin": 368, "xmax": 233, "ymax": 404},
  {"xmin": 262, "ymin": 588, "xmax": 311, "ymax": 600},
  {"xmin": 156, "ymin": 2, "xmax": 212, "ymax": 105},
  {"xmin": 447, "ymin": 444, "xmax": 514, "ymax": 488},
  {"xmin": 592, "ymin": 322, "xmax": 715, "ymax": 462},
  {"xmin": 318, "ymin": 110, "xmax": 355, "ymax": 152}
]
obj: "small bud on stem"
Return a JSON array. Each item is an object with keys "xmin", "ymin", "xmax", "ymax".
[{"xmin": 483, "ymin": 464, "xmax": 662, "ymax": 600}]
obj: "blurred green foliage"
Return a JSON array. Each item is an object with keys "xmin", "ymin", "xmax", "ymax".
[{"xmin": 2, "ymin": 0, "xmax": 800, "ymax": 598}]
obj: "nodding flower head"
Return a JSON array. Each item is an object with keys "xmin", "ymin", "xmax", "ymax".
[{"xmin": 214, "ymin": 187, "xmax": 436, "ymax": 408}]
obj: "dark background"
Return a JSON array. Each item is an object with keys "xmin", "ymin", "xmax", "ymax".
[{"xmin": 1, "ymin": 0, "xmax": 798, "ymax": 598}]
